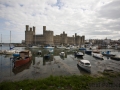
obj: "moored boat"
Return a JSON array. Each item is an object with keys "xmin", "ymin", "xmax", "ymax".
[
  {"xmin": 102, "ymin": 51, "xmax": 115, "ymax": 57},
  {"xmin": 110, "ymin": 56, "xmax": 120, "ymax": 61},
  {"xmin": 13, "ymin": 50, "xmax": 20, "ymax": 57},
  {"xmin": 85, "ymin": 50, "xmax": 92, "ymax": 55},
  {"xmin": 74, "ymin": 51, "xmax": 84, "ymax": 58},
  {"xmin": 37, "ymin": 50, "xmax": 42, "ymax": 55},
  {"xmin": 13, "ymin": 50, "xmax": 32, "ymax": 68},
  {"xmin": 59, "ymin": 52, "xmax": 65, "ymax": 56},
  {"xmin": 49, "ymin": 49, "xmax": 54, "ymax": 53},
  {"xmin": 78, "ymin": 60, "xmax": 91, "ymax": 72},
  {"xmin": 43, "ymin": 46, "xmax": 54, "ymax": 49},
  {"xmin": 92, "ymin": 53, "xmax": 104, "ymax": 60},
  {"xmin": 29, "ymin": 45, "xmax": 39, "ymax": 49},
  {"xmin": 44, "ymin": 53, "xmax": 51, "ymax": 59},
  {"xmin": 57, "ymin": 46, "xmax": 66, "ymax": 49},
  {"xmin": 79, "ymin": 47, "xmax": 86, "ymax": 50},
  {"xmin": 4, "ymin": 49, "xmax": 16, "ymax": 55},
  {"xmin": 92, "ymin": 50, "xmax": 100, "ymax": 54}
]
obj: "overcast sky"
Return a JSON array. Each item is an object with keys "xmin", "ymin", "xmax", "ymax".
[{"xmin": 0, "ymin": 0, "xmax": 120, "ymax": 43}]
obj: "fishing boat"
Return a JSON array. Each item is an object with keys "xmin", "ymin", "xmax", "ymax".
[
  {"xmin": 12, "ymin": 61, "xmax": 32, "ymax": 75},
  {"xmin": 13, "ymin": 50, "xmax": 32, "ymax": 68},
  {"xmin": 78, "ymin": 60, "xmax": 91, "ymax": 72},
  {"xmin": 102, "ymin": 51, "xmax": 115, "ymax": 57},
  {"xmin": 92, "ymin": 53, "xmax": 104, "ymax": 60}
]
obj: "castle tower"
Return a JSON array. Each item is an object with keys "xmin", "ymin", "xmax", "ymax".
[
  {"xmin": 26, "ymin": 25, "xmax": 29, "ymax": 31},
  {"xmin": 33, "ymin": 26, "xmax": 35, "ymax": 35},
  {"xmin": 25, "ymin": 25, "xmax": 34, "ymax": 45},
  {"xmin": 25, "ymin": 25, "xmax": 29, "ymax": 45},
  {"xmin": 75, "ymin": 33, "xmax": 77, "ymax": 45},
  {"xmin": 73, "ymin": 35, "xmax": 75, "ymax": 45},
  {"xmin": 43, "ymin": 26, "xmax": 54, "ymax": 45},
  {"xmin": 61, "ymin": 31, "xmax": 67, "ymax": 45},
  {"xmin": 82, "ymin": 35, "xmax": 85, "ymax": 45},
  {"xmin": 43, "ymin": 26, "xmax": 46, "ymax": 32}
]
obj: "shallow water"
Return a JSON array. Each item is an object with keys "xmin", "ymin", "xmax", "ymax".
[{"xmin": 0, "ymin": 46, "xmax": 120, "ymax": 82}]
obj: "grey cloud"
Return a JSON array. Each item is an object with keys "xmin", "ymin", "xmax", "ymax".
[{"xmin": 98, "ymin": 0, "xmax": 120, "ymax": 19}]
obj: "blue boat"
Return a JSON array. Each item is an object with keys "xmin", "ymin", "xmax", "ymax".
[
  {"xmin": 79, "ymin": 48, "xmax": 86, "ymax": 50},
  {"xmin": 13, "ymin": 53, "xmax": 20, "ymax": 57},
  {"xmin": 102, "ymin": 51, "xmax": 115, "ymax": 57},
  {"xmin": 85, "ymin": 50, "xmax": 92, "ymax": 55}
]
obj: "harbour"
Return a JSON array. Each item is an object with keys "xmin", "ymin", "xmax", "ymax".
[{"xmin": 0, "ymin": 45, "xmax": 120, "ymax": 82}]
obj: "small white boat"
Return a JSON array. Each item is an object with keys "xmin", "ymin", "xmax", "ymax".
[
  {"xmin": 59, "ymin": 52, "xmax": 65, "ymax": 56},
  {"xmin": 37, "ymin": 50, "xmax": 42, "ymax": 55},
  {"xmin": 29, "ymin": 46, "xmax": 39, "ymax": 49},
  {"xmin": 70, "ymin": 46, "xmax": 77, "ymax": 49},
  {"xmin": 57, "ymin": 46, "xmax": 66, "ymax": 49},
  {"xmin": 74, "ymin": 52, "xmax": 84, "ymax": 58},
  {"xmin": 78, "ymin": 60, "xmax": 91, "ymax": 72},
  {"xmin": 0, "ymin": 50, "xmax": 4, "ymax": 54},
  {"xmin": 43, "ymin": 46, "xmax": 54, "ymax": 49},
  {"xmin": 49, "ymin": 49, "xmax": 54, "ymax": 53},
  {"xmin": 4, "ymin": 49, "xmax": 16, "ymax": 55},
  {"xmin": 92, "ymin": 53, "xmax": 104, "ymax": 60},
  {"xmin": 65, "ymin": 47, "xmax": 70, "ymax": 50}
]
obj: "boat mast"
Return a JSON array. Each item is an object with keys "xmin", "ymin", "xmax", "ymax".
[
  {"xmin": 1, "ymin": 34, "xmax": 2, "ymax": 44},
  {"xmin": 35, "ymin": 35, "xmax": 36, "ymax": 45},
  {"xmin": 1, "ymin": 34, "xmax": 2, "ymax": 50},
  {"xmin": 9, "ymin": 31, "xmax": 11, "ymax": 49}
]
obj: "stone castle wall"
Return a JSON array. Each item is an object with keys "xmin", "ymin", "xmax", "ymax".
[{"xmin": 25, "ymin": 25, "xmax": 85, "ymax": 46}]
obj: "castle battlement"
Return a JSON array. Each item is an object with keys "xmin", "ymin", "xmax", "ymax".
[{"xmin": 25, "ymin": 25, "xmax": 85, "ymax": 45}]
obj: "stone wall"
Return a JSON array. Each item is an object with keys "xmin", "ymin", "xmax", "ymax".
[{"xmin": 25, "ymin": 25, "xmax": 85, "ymax": 46}]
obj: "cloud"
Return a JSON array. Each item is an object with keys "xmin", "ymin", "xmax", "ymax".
[
  {"xmin": 98, "ymin": 0, "xmax": 120, "ymax": 19},
  {"xmin": 0, "ymin": 0, "xmax": 119, "ymax": 43}
]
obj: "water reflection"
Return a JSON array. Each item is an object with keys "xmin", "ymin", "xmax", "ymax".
[
  {"xmin": 0, "ymin": 47, "xmax": 120, "ymax": 81},
  {"xmin": 43, "ymin": 55, "xmax": 53, "ymax": 65},
  {"xmin": 60, "ymin": 55, "xmax": 65, "ymax": 60},
  {"xmin": 12, "ymin": 60, "xmax": 32, "ymax": 75}
]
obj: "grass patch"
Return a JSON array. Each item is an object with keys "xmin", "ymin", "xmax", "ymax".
[{"xmin": 0, "ymin": 73, "xmax": 120, "ymax": 90}]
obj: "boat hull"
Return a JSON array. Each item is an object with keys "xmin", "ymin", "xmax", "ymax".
[
  {"xmin": 14, "ymin": 57, "xmax": 31, "ymax": 68},
  {"xmin": 78, "ymin": 63, "xmax": 91, "ymax": 72},
  {"xmin": 13, "ymin": 53, "xmax": 20, "ymax": 57},
  {"xmin": 110, "ymin": 56, "xmax": 120, "ymax": 61},
  {"xmin": 102, "ymin": 53, "xmax": 115, "ymax": 57},
  {"xmin": 85, "ymin": 50, "xmax": 92, "ymax": 55},
  {"xmin": 93, "ymin": 53, "xmax": 104, "ymax": 60}
]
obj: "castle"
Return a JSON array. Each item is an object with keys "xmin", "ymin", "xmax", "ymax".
[{"xmin": 25, "ymin": 25, "xmax": 85, "ymax": 46}]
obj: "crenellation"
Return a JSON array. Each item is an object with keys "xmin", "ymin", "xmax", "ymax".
[{"xmin": 25, "ymin": 25, "xmax": 85, "ymax": 45}]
